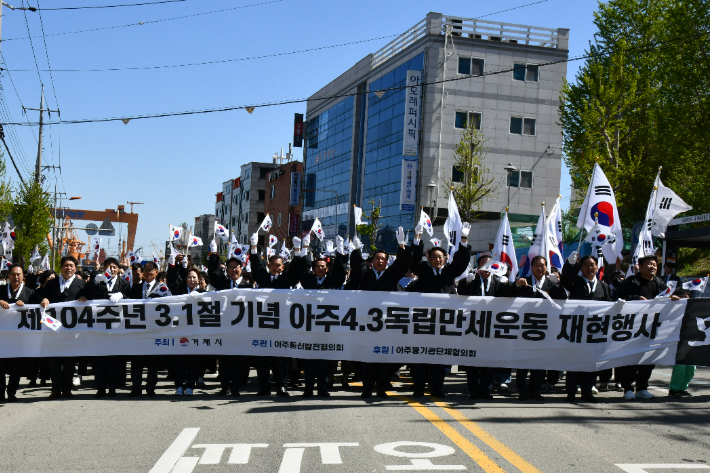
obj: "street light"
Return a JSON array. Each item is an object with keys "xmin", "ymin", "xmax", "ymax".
[
  {"xmin": 69, "ymin": 196, "xmax": 81, "ymax": 200},
  {"xmin": 427, "ymin": 181, "xmax": 436, "ymax": 219},
  {"xmin": 503, "ymin": 163, "xmax": 517, "ymax": 212}
]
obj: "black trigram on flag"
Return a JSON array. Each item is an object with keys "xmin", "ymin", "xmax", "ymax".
[
  {"xmin": 530, "ymin": 234, "xmax": 537, "ymax": 245},
  {"xmin": 596, "ymin": 246, "xmax": 604, "ymax": 257},
  {"xmin": 659, "ymin": 197, "xmax": 673, "ymax": 210},
  {"xmin": 595, "ymin": 185, "xmax": 612, "ymax": 196},
  {"xmin": 643, "ymin": 240, "xmax": 652, "ymax": 251},
  {"xmin": 646, "ymin": 219, "xmax": 653, "ymax": 231},
  {"xmin": 502, "ymin": 235, "xmax": 510, "ymax": 246},
  {"xmin": 557, "ymin": 221, "xmax": 562, "ymax": 233}
]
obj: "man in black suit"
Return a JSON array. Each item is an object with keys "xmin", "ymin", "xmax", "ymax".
[
  {"xmin": 127, "ymin": 261, "xmax": 169, "ymax": 397},
  {"xmin": 294, "ymin": 235, "xmax": 348, "ymax": 397},
  {"xmin": 207, "ymin": 239, "xmax": 253, "ymax": 396},
  {"xmin": 348, "ymin": 227, "xmax": 412, "ymax": 398},
  {"xmin": 407, "ymin": 223, "xmax": 471, "ymax": 398},
  {"xmin": 0, "ymin": 264, "xmax": 37, "ymax": 402},
  {"xmin": 39, "ymin": 256, "xmax": 87, "ymax": 400},
  {"xmin": 662, "ymin": 262, "xmax": 681, "ymax": 286},
  {"xmin": 248, "ymin": 232, "xmax": 303, "ymax": 397},
  {"xmin": 513, "ymin": 255, "xmax": 567, "ymax": 401},
  {"xmin": 86, "ymin": 257, "xmax": 131, "ymax": 398}
]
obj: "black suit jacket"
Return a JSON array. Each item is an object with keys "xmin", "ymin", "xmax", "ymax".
[
  {"xmin": 349, "ymin": 245, "xmax": 412, "ymax": 292},
  {"xmin": 561, "ymin": 261, "xmax": 612, "ymax": 301},
  {"xmin": 458, "ymin": 273, "xmax": 510, "ymax": 297},
  {"xmin": 250, "ymin": 249, "xmax": 302, "ymax": 289},
  {"xmin": 407, "ymin": 242, "xmax": 470, "ymax": 294},
  {"xmin": 663, "ymin": 274, "xmax": 681, "ymax": 285},
  {"xmin": 0, "ymin": 284, "xmax": 38, "ymax": 304},
  {"xmin": 514, "ymin": 275, "xmax": 567, "ymax": 300},
  {"xmin": 38, "ymin": 276, "xmax": 87, "ymax": 303},
  {"xmin": 297, "ymin": 252, "xmax": 347, "ymax": 290},
  {"xmin": 129, "ymin": 280, "xmax": 168, "ymax": 299},
  {"xmin": 86, "ymin": 270, "xmax": 131, "ymax": 300},
  {"xmin": 207, "ymin": 253, "xmax": 251, "ymax": 290}
]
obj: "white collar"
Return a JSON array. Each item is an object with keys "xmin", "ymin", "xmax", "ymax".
[
  {"xmin": 531, "ymin": 274, "xmax": 546, "ymax": 289},
  {"xmin": 316, "ymin": 276, "xmax": 327, "ymax": 285},
  {"xmin": 143, "ymin": 280, "xmax": 155, "ymax": 297},
  {"xmin": 431, "ymin": 266, "xmax": 442, "ymax": 276},
  {"xmin": 372, "ymin": 268, "xmax": 385, "ymax": 280},
  {"xmin": 8, "ymin": 282, "xmax": 23, "ymax": 300},
  {"xmin": 59, "ymin": 274, "xmax": 76, "ymax": 293},
  {"xmin": 271, "ymin": 274, "xmax": 279, "ymax": 281},
  {"xmin": 231, "ymin": 276, "xmax": 243, "ymax": 288},
  {"xmin": 584, "ymin": 276, "xmax": 598, "ymax": 295}
]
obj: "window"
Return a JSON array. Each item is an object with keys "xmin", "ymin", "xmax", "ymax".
[
  {"xmin": 258, "ymin": 189, "xmax": 265, "ymax": 201},
  {"xmin": 507, "ymin": 170, "xmax": 534, "ymax": 189},
  {"xmin": 232, "ymin": 217, "xmax": 236, "ymax": 226},
  {"xmin": 244, "ymin": 190, "xmax": 250, "ymax": 201},
  {"xmin": 458, "ymin": 57, "xmax": 485, "ymax": 75},
  {"xmin": 510, "ymin": 117, "xmax": 536, "ymax": 136},
  {"xmin": 513, "ymin": 63, "xmax": 539, "ymax": 82},
  {"xmin": 257, "ymin": 212, "xmax": 264, "ymax": 223},
  {"xmin": 270, "ymin": 185, "xmax": 276, "ymax": 199},
  {"xmin": 455, "ymin": 111, "xmax": 482, "ymax": 130},
  {"xmin": 452, "ymin": 166, "xmax": 465, "ymax": 183},
  {"xmin": 277, "ymin": 213, "xmax": 282, "ymax": 226},
  {"xmin": 259, "ymin": 167, "xmax": 270, "ymax": 179}
]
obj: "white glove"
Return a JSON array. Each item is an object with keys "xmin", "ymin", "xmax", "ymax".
[
  {"xmin": 352, "ymin": 236, "xmax": 362, "ymax": 250},
  {"xmin": 325, "ymin": 240, "xmax": 335, "ymax": 255},
  {"xmin": 94, "ymin": 273, "xmax": 107, "ymax": 285},
  {"xmin": 168, "ymin": 255, "xmax": 176, "ymax": 266},
  {"xmin": 336, "ymin": 235, "xmax": 345, "ymax": 254},
  {"xmin": 415, "ymin": 223, "xmax": 424, "ymax": 236},
  {"xmin": 302, "ymin": 233, "xmax": 311, "ymax": 249},
  {"xmin": 548, "ymin": 273, "xmax": 559, "ymax": 284},
  {"xmin": 109, "ymin": 293, "xmax": 124, "ymax": 303},
  {"xmin": 209, "ymin": 239, "xmax": 217, "ymax": 253},
  {"xmin": 461, "ymin": 222, "xmax": 471, "ymax": 238},
  {"xmin": 466, "ymin": 272, "xmax": 475, "ymax": 283},
  {"xmin": 498, "ymin": 275, "xmax": 509, "ymax": 284},
  {"xmin": 189, "ymin": 290, "xmax": 201, "ymax": 297},
  {"xmin": 292, "ymin": 236, "xmax": 301, "ymax": 250},
  {"xmin": 396, "ymin": 226, "xmax": 405, "ymax": 245},
  {"xmin": 250, "ymin": 232, "xmax": 259, "ymax": 247},
  {"xmin": 181, "ymin": 257, "xmax": 188, "ymax": 268},
  {"xmin": 567, "ymin": 251, "xmax": 579, "ymax": 265}
]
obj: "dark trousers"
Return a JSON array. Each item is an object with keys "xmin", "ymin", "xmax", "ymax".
[
  {"xmin": 617, "ymin": 364, "xmax": 654, "ymax": 392},
  {"xmin": 515, "ymin": 369, "xmax": 545, "ymax": 396},
  {"xmin": 219, "ymin": 356, "xmax": 246, "ymax": 391},
  {"xmin": 49, "ymin": 357, "xmax": 75, "ymax": 394},
  {"xmin": 566, "ymin": 371, "xmax": 596, "ymax": 396},
  {"xmin": 130, "ymin": 356, "xmax": 159, "ymax": 392},
  {"xmin": 597, "ymin": 368, "xmax": 613, "ymax": 384},
  {"xmin": 256, "ymin": 356, "xmax": 288, "ymax": 393},
  {"xmin": 0, "ymin": 358, "xmax": 21, "ymax": 397},
  {"xmin": 304, "ymin": 359, "xmax": 330, "ymax": 392},
  {"xmin": 95, "ymin": 356, "xmax": 122, "ymax": 392},
  {"xmin": 362, "ymin": 362, "xmax": 392, "ymax": 394},
  {"xmin": 412, "ymin": 364, "xmax": 446, "ymax": 391},
  {"xmin": 546, "ymin": 370, "xmax": 560, "ymax": 385},
  {"xmin": 465, "ymin": 367, "xmax": 494, "ymax": 396},
  {"xmin": 173, "ymin": 356, "xmax": 200, "ymax": 390}
]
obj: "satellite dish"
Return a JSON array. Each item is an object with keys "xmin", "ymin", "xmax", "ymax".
[{"xmin": 85, "ymin": 223, "xmax": 98, "ymax": 236}]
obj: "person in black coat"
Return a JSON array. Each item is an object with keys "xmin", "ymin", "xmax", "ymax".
[
  {"xmin": 614, "ymin": 255, "xmax": 679, "ymax": 401},
  {"xmin": 294, "ymin": 235, "xmax": 348, "ymax": 398},
  {"xmin": 512, "ymin": 255, "xmax": 567, "ymax": 401},
  {"xmin": 207, "ymin": 241, "xmax": 252, "ymax": 397},
  {"xmin": 248, "ymin": 232, "xmax": 303, "ymax": 397},
  {"xmin": 0, "ymin": 264, "xmax": 38, "ymax": 402},
  {"xmin": 86, "ymin": 257, "xmax": 131, "ymax": 398},
  {"xmin": 561, "ymin": 253, "xmax": 613, "ymax": 403},
  {"xmin": 661, "ymin": 262, "xmax": 681, "ymax": 286},
  {"xmin": 407, "ymin": 222, "xmax": 471, "ymax": 398},
  {"xmin": 39, "ymin": 256, "xmax": 88, "ymax": 400},
  {"xmin": 167, "ymin": 258, "xmax": 204, "ymax": 396},
  {"xmin": 127, "ymin": 261, "xmax": 170, "ymax": 397},
  {"xmin": 458, "ymin": 254, "xmax": 512, "ymax": 401},
  {"xmin": 347, "ymin": 227, "xmax": 412, "ymax": 398}
]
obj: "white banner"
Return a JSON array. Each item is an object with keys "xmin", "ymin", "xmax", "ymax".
[
  {"xmin": 0, "ymin": 290, "xmax": 689, "ymax": 371},
  {"xmin": 403, "ymin": 70, "xmax": 421, "ymax": 156},
  {"xmin": 400, "ymin": 157, "xmax": 417, "ymax": 212}
]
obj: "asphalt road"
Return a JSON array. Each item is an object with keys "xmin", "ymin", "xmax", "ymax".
[{"xmin": 0, "ymin": 364, "xmax": 708, "ymax": 473}]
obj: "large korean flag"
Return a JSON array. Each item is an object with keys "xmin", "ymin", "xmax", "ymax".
[{"xmin": 576, "ymin": 164, "xmax": 623, "ymax": 262}]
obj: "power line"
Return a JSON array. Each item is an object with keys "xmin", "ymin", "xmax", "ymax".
[
  {"xmin": 0, "ymin": 53, "xmax": 40, "ymax": 142},
  {"xmin": 38, "ymin": 0, "xmax": 194, "ymax": 10},
  {"xmin": 1, "ymin": 0, "xmax": 284, "ymax": 41},
  {"xmin": 4, "ymin": 34, "xmax": 401, "ymax": 72},
  {"xmin": 35, "ymin": 0, "xmax": 60, "ymax": 108},
  {"xmin": 21, "ymin": 0, "xmax": 44, "ymax": 86}
]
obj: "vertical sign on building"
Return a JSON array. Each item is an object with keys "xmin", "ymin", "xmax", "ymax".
[
  {"xmin": 293, "ymin": 113, "xmax": 304, "ymax": 148},
  {"xmin": 403, "ymin": 70, "xmax": 421, "ymax": 156},
  {"xmin": 288, "ymin": 214, "xmax": 299, "ymax": 236},
  {"xmin": 400, "ymin": 157, "xmax": 417, "ymax": 211},
  {"xmin": 290, "ymin": 172, "xmax": 301, "ymax": 206}
]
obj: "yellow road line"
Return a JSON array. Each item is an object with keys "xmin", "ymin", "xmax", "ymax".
[
  {"xmin": 433, "ymin": 400, "xmax": 543, "ymax": 473},
  {"xmin": 389, "ymin": 392, "xmax": 506, "ymax": 473}
]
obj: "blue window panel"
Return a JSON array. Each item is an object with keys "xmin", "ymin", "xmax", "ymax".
[
  {"xmin": 380, "ymin": 72, "xmax": 394, "ymax": 89},
  {"xmin": 382, "ymin": 94, "xmax": 394, "ymax": 110},
  {"xmin": 380, "ymin": 105, "xmax": 393, "ymax": 121},
  {"xmin": 394, "ymin": 64, "xmax": 407, "ymax": 84},
  {"xmin": 388, "ymin": 165, "xmax": 400, "ymax": 184},
  {"xmin": 368, "ymin": 112, "xmax": 380, "ymax": 128}
]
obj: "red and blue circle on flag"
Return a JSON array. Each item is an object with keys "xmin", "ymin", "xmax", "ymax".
[{"xmin": 590, "ymin": 202, "xmax": 615, "ymax": 227}]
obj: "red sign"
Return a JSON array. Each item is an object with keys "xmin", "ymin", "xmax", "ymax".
[
  {"xmin": 289, "ymin": 214, "xmax": 299, "ymax": 236},
  {"xmin": 293, "ymin": 113, "xmax": 304, "ymax": 148}
]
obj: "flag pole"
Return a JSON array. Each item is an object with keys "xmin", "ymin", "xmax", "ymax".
[
  {"xmin": 540, "ymin": 201, "xmax": 551, "ymax": 273},
  {"xmin": 577, "ymin": 165, "xmax": 596, "ymax": 251},
  {"xmin": 648, "ymin": 166, "xmax": 663, "ymax": 235}
]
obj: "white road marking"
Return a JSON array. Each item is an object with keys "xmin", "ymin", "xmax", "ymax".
[
  {"xmin": 191, "ymin": 444, "xmax": 268, "ymax": 464},
  {"xmin": 374, "ymin": 441, "xmax": 466, "ymax": 471},
  {"xmin": 282, "ymin": 442, "xmax": 359, "ymax": 464},
  {"xmin": 278, "ymin": 447, "xmax": 305, "ymax": 473},
  {"xmin": 616, "ymin": 464, "xmax": 710, "ymax": 472},
  {"xmin": 148, "ymin": 427, "xmax": 200, "ymax": 473},
  {"xmin": 171, "ymin": 457, "xmax": 199, "ymax": 473}
]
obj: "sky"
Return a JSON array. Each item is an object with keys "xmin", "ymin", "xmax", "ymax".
[{"xmin": 0, "ymin": 0, "xmax": 601, "ymax": 257}]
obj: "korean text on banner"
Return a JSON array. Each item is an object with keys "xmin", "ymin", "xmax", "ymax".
[
  {"xmin": 290, "ymin": 172, "xmax": 301, "ymax": 206},
  {"xmin": 403, "ymin": 70, "xmax": 421, "ymax": 156},
  {"xmin": 400, "ymin": 157, "xmax": 417, "ymax": 212}
]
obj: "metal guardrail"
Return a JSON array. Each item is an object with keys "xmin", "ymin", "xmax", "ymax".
[{"xmin": 371, "ymin": 19, "xmax": 427, "ymax": 69}]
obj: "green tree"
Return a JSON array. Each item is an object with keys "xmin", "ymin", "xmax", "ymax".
[
  {"xmin": 11, "ymin": 181, "xmax": 52, "ymax": 266},
  {"xmin": 443, "ymin": 122, "xmax": 500, "ymax": 221},
  {"xmin": 559, "ymin": 0, "xmax": 710, "ymax": 227},
  {"xmin": 356, "ymin": 199, "xmax": 382, "ymax": 253}
]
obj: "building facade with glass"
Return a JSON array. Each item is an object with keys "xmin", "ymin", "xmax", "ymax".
[{"xmin": 304, "ymin": 12, "xmax": 570, "ymax": 253}]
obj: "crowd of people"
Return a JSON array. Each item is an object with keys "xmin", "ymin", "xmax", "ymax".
[{"xmin": 0, "ymin": 221, "xmax": 700, "ymax": 404}]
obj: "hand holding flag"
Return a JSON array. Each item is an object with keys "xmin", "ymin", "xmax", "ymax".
[{"xmin": 259, "ymin": 214, "xmax": 273, "ymax": 232}]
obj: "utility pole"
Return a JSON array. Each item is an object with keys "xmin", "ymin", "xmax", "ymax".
[{"xmin": 24, "ymin": 85, "xmax": 59, "ymax": 183}]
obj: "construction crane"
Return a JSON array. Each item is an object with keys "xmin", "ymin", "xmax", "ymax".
[
  {"xmin": 52, "ymin": 205, "xmax": 140, "ymax": 251},
  {"xmin": 127, "ymin": 201, "xmax": 144, "ymax": 213}
]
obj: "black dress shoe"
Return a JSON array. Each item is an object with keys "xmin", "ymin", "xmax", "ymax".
[
  {"xmin": 94, "ymin": 390, "xmax": 106, "ymax": 399},
  {"xmin": 432, "ymin": 390, "xmax": 446, "ymax": 398},
  {"xmin": 302, "ymin": 390, "xmax": 314, "ymax": 398},
  {"xmin": 127, "ymin": 391, "xmax": 142, "ymax": 397},
  {"xmin": 528, "ymin": 392, "xmax": 544, "ymax": 401},
  {"xmin": 6, "ymin": 395, "xmax": 17, "ymax": 403},
  {"xmin": 61, "ymin": 391, "xmax": 74, "ymax": 399},
  {"xmin": 477, "ymin": 391, "xmax": 493, "ymax": 400},
  {"xmin": 566, "ymin": 394, "xmax": 576, "ymax": 402},
  {"xmin": 376, "ymin": 390, "xmax": 388, "ymax": 398},
  {"xmin": 47, "ymin": 391, "xmax": 61, "ymax": 401},
  {"xmin": 580, "ymin": 395, "xmax": 598, "ymax": 403},
  {"xmin": 256, "ymin": 390, "xmax": 271, "ymax": 397},
  {"xmin": 277, "ymin": 387, "xmax": 290, "ymax": 397},
  {"xmin": 217, "ymin": 388, "xmax": 230, "ymax": 396},
  {"xmin": 231, "ymin": 390, "xmax": 241, "ymax": 397},
  {"xmin": 146, "ymin": 390, "xmax": 156, "ymax": 397},
  {"xmin": 107, "ymin": 390, "xmax": 117, "ymax": 398},
  {"xmin": 412, "ymin": 390, "xmax": 424, "ymax": 398},
  {"xmin": 316, "ymin": 390, "xmax": 331, "ymax": 398},
  {"xmin": 517, "ymin": 393, "xmax": 528, "ymax": 401},
  {"xmin": 360, "ymin": 391, "xmax": 372, "ymax": 399}
]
